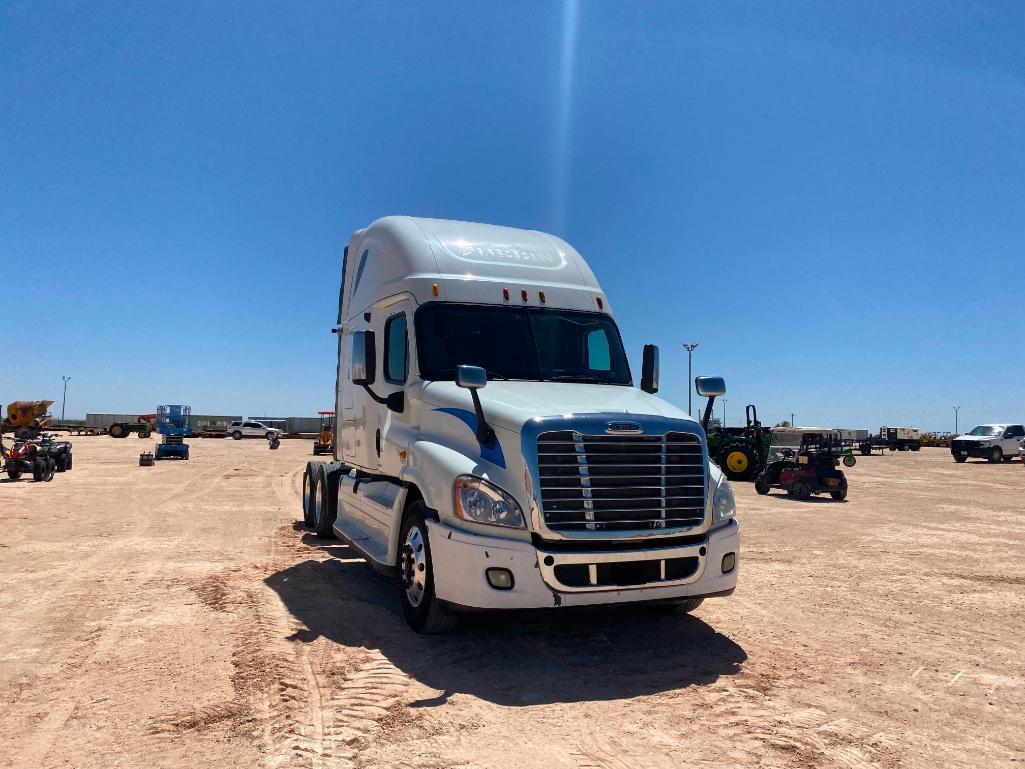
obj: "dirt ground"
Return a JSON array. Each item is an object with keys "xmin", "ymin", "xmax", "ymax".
[{"xmin": 0, "ymin": 436, "xmax": 1022, "ymax": 769}]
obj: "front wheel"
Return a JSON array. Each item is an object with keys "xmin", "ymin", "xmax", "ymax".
[
  {"xmin": 754, "ymin": 476, "xmax": 770, "ymax": 495},
  {"xmin": 989, "ymin": 447, "xmax": 1002, "ymax": 463},
  {"xmin": 859, "ymin": 442, "xmax": 872, "ymax": 456},
  {"xmin": 789, "ymin": 480, "xmax": 811, "ymax": 501},
  {"xmin": 398, "ymin": 503, "xmax": 457, "ymax": 634},
  {"xmin": 7, "ymin": 469, "xmax": 21, "ymax": 480},
  {"xmin": 842, "ymin": 453, "xmax": 856, "ymax": 468},
  {"xmin": 953, "ymin": 454, "xmax": 967, "ymax": 463},
  {"xmin": 830, "ymin": 488, "xmax": 848, "ymax": 501},
  {"xmin": 664, "ymin": 597, "xmax": 704, "ymax": 614}
]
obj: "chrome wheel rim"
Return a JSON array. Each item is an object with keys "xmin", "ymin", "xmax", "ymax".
[
  {"xmin": 303, "ymin": 475, "xmax": 310, "ymax": 516},
  {"xmin": 400, "ymin": 526, "xmax": 427, "ymax": 607},
  {"xmin": 313, "ymin": 482, "xmax": 322, "ymax": 525}
]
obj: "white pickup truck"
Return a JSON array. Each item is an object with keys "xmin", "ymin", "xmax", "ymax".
[
  {"xmin": 302, "ymin": 217, "xmax": 739, "ymax": 633},
  {"xmin": 951, "ymin": 424, "xmax": 1025, "ymax": 463}
]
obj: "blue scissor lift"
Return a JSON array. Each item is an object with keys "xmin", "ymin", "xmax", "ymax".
[{"xmin": 155, "ymin": 405, "xmax": 191, "ymax": 460}]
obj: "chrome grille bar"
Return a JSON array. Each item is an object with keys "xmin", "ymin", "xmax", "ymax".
[{"xmin": 536, "ymin": 430, "xmax": 705, "ymax": 533}]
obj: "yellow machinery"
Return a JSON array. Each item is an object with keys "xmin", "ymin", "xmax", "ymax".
[
  {"xmin": 313, "ymin": 411, "xmax": 334, "ymax": 455},
  {"xmin": 3, "ymin": 400, "xmax": 54, "ymax": 439}
]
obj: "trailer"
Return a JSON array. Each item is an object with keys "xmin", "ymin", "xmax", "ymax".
[{"xmin": 855, "ymin": 426, "xmax": 922, "ymax": 455}]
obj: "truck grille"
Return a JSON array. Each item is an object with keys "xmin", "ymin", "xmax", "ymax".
[{"xmin": 536, "ymin": 431, "xmax": 705, "ymax": 532}]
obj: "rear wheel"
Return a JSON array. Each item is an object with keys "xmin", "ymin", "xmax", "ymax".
[
  {"xmin": 398, "ymin": 503, "xmax": 457, "ymax": 634},
  {"xmin": 109, "ymin": 424, "xmax": 126, "ymax": 439},
  {"xmin": 910, "ymin": 444, "xmax": 920, "ymax": 452},
  {"xmin": 32, "ymin": 459, "xmax": 46, "ymax": 482},
  {"xmin": 232, "ymin": 431, "xmax": 243, "ymax": 440},
  {"xmin": 720, "ymin": 443, "xmax": 758, "ymax": 480},
  {"xmin": 302, "ymin": 464, "xmax": 317, "ymax": 527},
  {"xmin": 7, "ymin": 469, "xmax": 21, "ymax": 480},
  {"xmin": 54, "ymin": 453, "xmax": 67, "ymax": 472},
  {"xmin": 989, "ymin": 447, "xmax": 1002, "ymax": 463},
  {"xmin": 859, "ymin": 442, "xmax": 872, "ymax": 456},
  {"xmin": 65, "ymin": 452, "xmax": 73, "ymax": 470},
  {"xmin": 45, "ymin": 458, "xmax": 56, "ymax": 481},
  {"xmin": 842, "ymin": 453, "xmax": 856, "ymax": 468},
  {"xmin": 313, "ymin": 466, "xmax": 338, "ymax": 538}
]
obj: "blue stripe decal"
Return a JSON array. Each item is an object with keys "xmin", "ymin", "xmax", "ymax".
[{"xmin": 434, "ymin": 407, "xmax": 506, "ymax": 469}]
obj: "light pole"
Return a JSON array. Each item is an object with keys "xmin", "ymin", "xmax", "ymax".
[
  {"xmin": 954, "ymin": 405, "xmax": 960, "ymax": 435},
  {"xmin": 681, "ymin": 342, "xmax": 699, "ymax": 417},
  {"xmin": 722, "ymin": 398, "xmax": 728, "ymax": 427},
  {"xmin": 61, "ymin": 376, "xmax": 71, "ymax": 421}
]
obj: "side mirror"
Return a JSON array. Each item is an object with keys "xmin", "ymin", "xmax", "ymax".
[
  {"xmin": 456, "ymin": 365, "xmax": 487, "ymax": 390},
  {"xmin": 351, "ymin": 330, "xmax": 376, "ymax": 386},
  {"xmin": 695, "ymin": 375, "xmax": 726, "ymax": 397},
  {"xmin": 640, "ymin": 344, "xmax": 659, "ymax": 394}
]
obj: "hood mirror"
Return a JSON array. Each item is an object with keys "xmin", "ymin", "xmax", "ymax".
[
  {"xmin": 456, "ymin": 365, "xmax": 487, "ymax": 390},
  {"xmin": 455, "ymin": 365, "xmax": 495, "ymax": 447},
  {"xmin": 695, "ymin": 376, "xmax": 725, "ymax": 398}
]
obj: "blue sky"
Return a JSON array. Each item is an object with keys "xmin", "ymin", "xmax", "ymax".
[{"xmin": 3, "ymin": 1, "xmax": 1023, "ymax": 430}]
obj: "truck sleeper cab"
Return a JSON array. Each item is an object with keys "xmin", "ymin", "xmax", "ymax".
[{"xmin": 302, "ymin": 216, "xmax": 739, "ymax": 633}]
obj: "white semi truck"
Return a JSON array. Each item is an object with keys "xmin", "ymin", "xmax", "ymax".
[{"xmin": 302, "ymin": 217, "xmax": 739, "ymax": 633}]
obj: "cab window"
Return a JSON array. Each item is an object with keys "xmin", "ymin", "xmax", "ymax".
[{"xmin": 384, "ymin": 313, "xmax": 408, "ymax": 384}]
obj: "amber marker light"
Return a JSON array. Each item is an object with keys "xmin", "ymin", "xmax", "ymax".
[{"xmin": 432, "ymin": 283, "xmax": 439, "ymax": 297}]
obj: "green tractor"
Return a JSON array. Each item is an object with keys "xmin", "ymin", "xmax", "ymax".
[{"xmin": 703, "ymin": 403, "xmax": 770, "ymax": 481}]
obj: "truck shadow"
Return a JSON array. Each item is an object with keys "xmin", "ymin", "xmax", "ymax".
[{"xmin": 266, "ymin": 535, "xmax": 747, "ymax": 706}]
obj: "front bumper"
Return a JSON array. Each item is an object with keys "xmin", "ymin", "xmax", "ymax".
[
  {"xmin": 428, "ymin": 519, "xmax": 739, "ymax": 611},
  {"xmin": 951, "ymin": 442, "xmax": 993, "ymax": 458}
]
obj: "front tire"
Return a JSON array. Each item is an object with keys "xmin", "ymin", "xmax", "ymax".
[
  {"xmin": 7, "ymin": 469, "xmax": 21, "ymax": 480},
  {"xmin": 754, "ymin": 476, "xmax": 770, "ymax": 495},
  {"xmin": 953, "ymin": 454, "xmax": 967, "ymax": 463},
  {"xmin": 398, "ymin": 503, "xmax": 457, "ymax": 634},
  {"xmin": 842, "ymin": 453, "xmax": 856, "ymax": 468},
  {"xmin": 989, "ymin": 447, "xmax": 1002, "ymax": 463},
  {"xmin": 669, "ymin": 597, "xmax": 704, "ymax": 613},
  {"xmin": 790, "ymin": 480, "xmax": 811, "ymax": 501}
]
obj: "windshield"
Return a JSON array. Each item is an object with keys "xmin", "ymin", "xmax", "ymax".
[
  {"xmin": 416, "ymin": 304, "xmax": 632, "ymax": 385},
  {"xmin": 967, "ymin": 425, "xmax": 1002, "ymax": 436}
]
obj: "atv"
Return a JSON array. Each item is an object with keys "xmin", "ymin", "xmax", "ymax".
[{"xmin": 1, "ymin": 434, "xmax": 56, "ymax": 481}]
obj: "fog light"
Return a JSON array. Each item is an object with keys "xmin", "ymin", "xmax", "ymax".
[
  {"xmin": 486, "ymin": 568, "xmax": 514, "ymax": 590},
  {"xmin": 721, "ymin": 553, "xmax": 736, "ymax": 574}
]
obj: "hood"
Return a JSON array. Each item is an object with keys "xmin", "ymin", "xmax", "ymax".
[
  {"xmin": 421, "ymin": 381, "xmax": 695, "ymax": 434},
  {"xmin": 954, "ymin": 434, "xmax": 995, "ymax": 443}
]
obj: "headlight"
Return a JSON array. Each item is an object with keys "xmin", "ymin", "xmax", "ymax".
[
  {"xmin": 712, "ymin": 479, "xmax": 736, "ymax": 525},
  {"xmin": 453, "ymin": 476, "xmax": 525, "ymax": 528}
]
